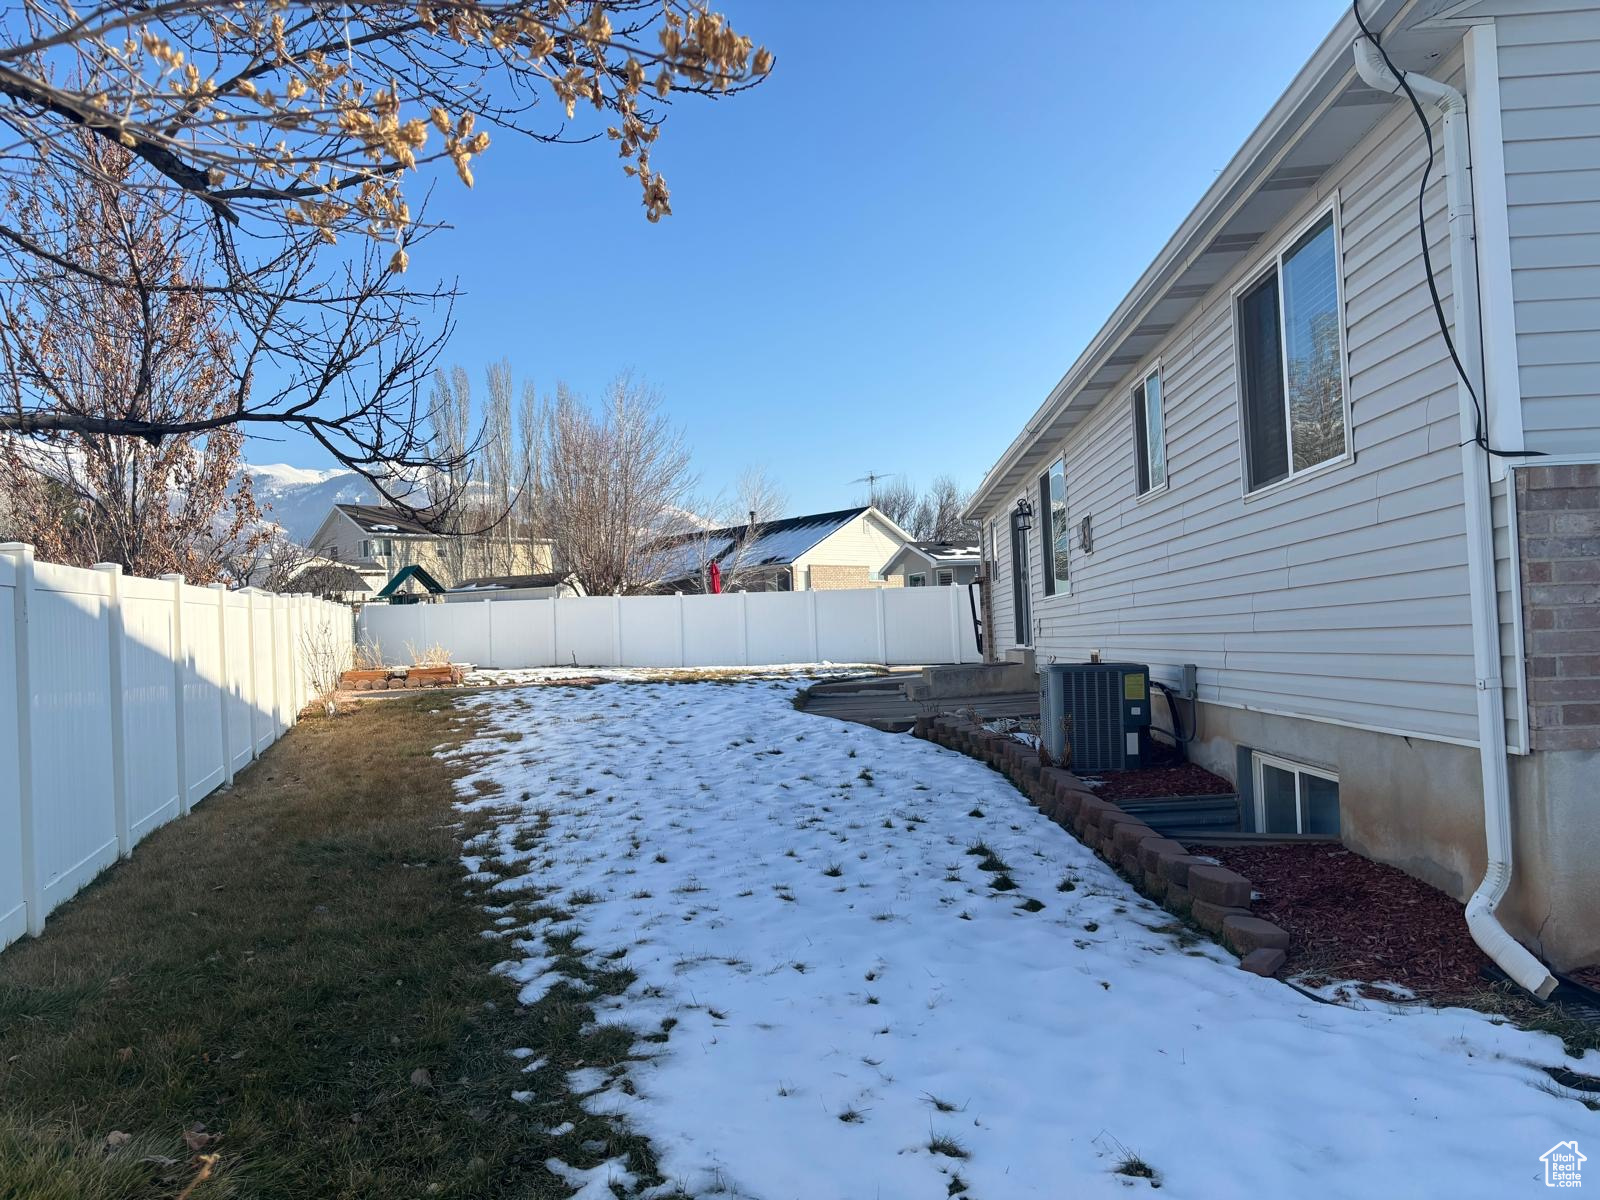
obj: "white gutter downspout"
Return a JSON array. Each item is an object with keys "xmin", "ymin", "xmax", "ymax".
[{"xmin": 1353, "ymin": 37, "xmax": 1557, "ymax": 999}]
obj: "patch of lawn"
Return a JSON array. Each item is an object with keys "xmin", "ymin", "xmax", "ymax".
[{"xmin": 0, "ymin": 694, "xmax": 661, "ymax": 1199}]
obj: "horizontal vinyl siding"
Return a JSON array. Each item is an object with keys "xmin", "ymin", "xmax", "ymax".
[
  {"xmin": 1496, "ymin": 7, "xmax": 1600, "ymax": 450},
  {"xmin": 794, "ymin": 515, "xmax": 904, "ymax": 587},
  {"xmin": 1011, "ymin": 69, "xmax": 1490, "ymax": 745},
  {"xmin": 987, "ymin": 511, "xmax": 1020, "ymax": 648}
]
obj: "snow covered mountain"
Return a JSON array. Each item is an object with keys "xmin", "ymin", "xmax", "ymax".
[{"xmin": 238, "ymin": 463, "xmax": 380, "ymax": 544}]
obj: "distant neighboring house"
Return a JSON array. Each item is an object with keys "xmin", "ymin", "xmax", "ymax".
[
  {"xmin": 654, "ymin": 505, "xmax": 915, "ymax": 592},
  {"xmin": 282, "ymin": 554, "xmax": 386, "ymax": 602},
  {"xmin": 884, "ymin": 540, "xmax": 981, "ymax": 588},
  {"xmin": 306, "ymin": 502, "xmax": 554, "ymax": 589},
  {"xmin": 442, "ymin": 572, "xmax": 587, "ymax": 602},
  {"xmin": 964, "ymin": 1, "xmax": 1600, "ymax": 974}
]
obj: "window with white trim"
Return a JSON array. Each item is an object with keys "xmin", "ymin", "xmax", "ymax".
[
  {"xmin": 361, "ymin": 537, "xmax": 393, "ymax": 558},
  {"xmin": 908, "ymin": 572, "xmax": 927, "ymax": 587},
  {"xmin": 1040, "ymin": 458, "xmax": 1069, "ymax": 596},
  {"xmin": 1252, "ymin": 751, "xmax": 1339, "ymax": 835},
  {"xmin": 1237, "ymin": 209, "xmax": 1347, "ymax": 492},
  {"xmin": 936, "ymin": 568, "xmax": 954, "ymax": 586},
  {"xmin": 1133, "ymin": 368, "xmax": 1166, "ymax": 494}
]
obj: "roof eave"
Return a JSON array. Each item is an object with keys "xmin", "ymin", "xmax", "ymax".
[{"xmin": 964, "ymin": 0, "xmax": 1418, "ymax": 519}]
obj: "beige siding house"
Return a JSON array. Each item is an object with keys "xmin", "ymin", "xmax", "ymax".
[
  {"xmin": 307, "ymin": 503, "xmax": 553, "ymax": 590},
  {"xmin": 655, "ymin": 506, "xmax": 914, "ymax": 592},
  {"xmin": 967, "ymin": 0, "xmax": 1599, "ymax": 973}
]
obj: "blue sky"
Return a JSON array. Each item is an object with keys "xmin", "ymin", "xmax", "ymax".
[{"xmin": 264, "ymin": 0, "xmax": 1352, "ymax": 513}]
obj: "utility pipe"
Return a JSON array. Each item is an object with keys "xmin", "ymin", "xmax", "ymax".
[{"xmin": 1353, "ymin": 36, "xmax": 1557, "ymax": 998}]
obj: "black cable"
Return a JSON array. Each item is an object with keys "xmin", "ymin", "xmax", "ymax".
[
  {"xmin": 1351, "ymin": 1, "xmax": 1544, "ymax": 460},
  {"xmin": 1151, "ymin": 681, "xmax": 1195, "ymax": 749}
]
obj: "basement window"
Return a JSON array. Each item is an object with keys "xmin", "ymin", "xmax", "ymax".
[
  {"xmin": 1236, "ymin": 208, "xmax": 1348, "ymax": 493},
  {"xmin": 1132, "ymin": 368, "xmax": 1167, "ymax": 494},
  {"xmin": 1251, "ymin": 751, "xmax": 1339, "ymax": 835}
]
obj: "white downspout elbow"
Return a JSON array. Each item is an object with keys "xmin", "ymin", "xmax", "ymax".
[{"xmin": 1351, "ymin": 35, "xmax": 1558, "ymax": 1000}]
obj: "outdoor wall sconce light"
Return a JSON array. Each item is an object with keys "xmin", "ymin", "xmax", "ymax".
[{"xmin": 1012, "ymin": 497, "xmax": 1034, "ymax": 532}]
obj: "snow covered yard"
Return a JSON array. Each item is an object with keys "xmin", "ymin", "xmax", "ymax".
[{"xmin": 450, "ymin": 678, "xmax": 1593, "ymax": 1199}]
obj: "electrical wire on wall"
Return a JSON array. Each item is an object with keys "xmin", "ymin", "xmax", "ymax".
[
  {"xmin": 1150, "ymin": 680, "xmax": 1196, "ymax": 754},
  {"xmin": 1351, "ymin": 1, "xmax": 1544, "ymax": 461}
]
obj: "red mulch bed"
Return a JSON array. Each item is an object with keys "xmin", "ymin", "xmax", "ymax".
[
  {"xmin": 1079, "ymin": 762, "xmax": 1235, "ymax": 802},
  {"xmin": 1206, "ymin": 843, "xmax": 1495, "ymax": 1000}
]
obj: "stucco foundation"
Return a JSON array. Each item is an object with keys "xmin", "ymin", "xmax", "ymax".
[{"xmin": 1167, "ymin": 696, "xmax": 1600, "ymax": 971}]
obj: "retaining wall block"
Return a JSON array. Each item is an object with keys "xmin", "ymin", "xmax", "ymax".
[
  {"xmin": 1240, "ymin": 947, "xmax": 1288, "ymax": 977},
  {"xmin": 1223, "ymin": 915, "xmax": 1290, "ymax": 956},
  {"xmin": 1072, "ymin": 797, "xmax": 1111, "ymax": 839},
  {"xmin": 1110, "ymin": 821, "xmax": 1159, "ymax": 861},
  {"xmin": 1187, "ymin": 864, "xmax": 1253, "ymax": 909},
  {"xmin": 1137, "ymin": 838, "xmax": 1188, "ymax": 878},
  {"xmin": 1158, "ymin": 854, "xmax": 1210, "ymax": 890},
  {"xmin": 1164, "ymin": 881, "xmax": 1193, "ymax": 915},
  {"xmin": 1054, "ymin": 789, "xmax": 1088, "ymax": 825},
  {"xmin": 1191, "ymin": 898, "xmax": 1253, "ymax": 935}
]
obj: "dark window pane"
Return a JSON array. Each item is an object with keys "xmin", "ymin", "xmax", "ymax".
[
  {"xmin": 1039, "ymin": 475, "xmax": 1054, "ymax": 597},
  {"xmin": 1260, "ymin": 762, "xmax": 1298, "ymax": 833},
  {"xmin": 1282, "ymin": 214, "xmax": 1346, "ymax": 472},
  {"xmin": 1133, "ymin": 382, "xmax": 1150, "ymax": 493},
  {"xmin": 1239, "ymin": 273, "xmax": 1288, "ymax": 490},
  {"xmin": 1303, "ymin": 774, "xmax": 1340, "ymax": 835}
]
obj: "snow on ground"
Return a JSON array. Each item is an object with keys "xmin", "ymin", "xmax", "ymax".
[
  {"xmin": 449, "ymin": 679, "xmax": 1594, "ymax": 1200},
  {"xmin": 461, "ymin": 665, "xmax": 887, "ymax": 688}
]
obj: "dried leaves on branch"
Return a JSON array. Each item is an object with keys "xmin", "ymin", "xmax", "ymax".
[{"xmin": 0, "ymin": 0, "xmax": 771, "ymax": 518}]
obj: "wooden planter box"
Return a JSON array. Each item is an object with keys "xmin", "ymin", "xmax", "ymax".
[
  {"xmin": 340, "ymin": 669, "xmax": 393, "ymax": 691},
  {"xmin": 406, "ymin": 665, "xmax": 463, "ymax": 688}
]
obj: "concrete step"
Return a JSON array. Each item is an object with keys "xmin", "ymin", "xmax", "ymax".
[{"xmin": 903, "ymin": 661, "xmax": 1037, "ymax": 702}]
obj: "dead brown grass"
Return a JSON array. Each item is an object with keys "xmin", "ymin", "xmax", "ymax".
[{"xmin": 0, "ymin": 693, "xmax": 669, "ymax": 1199}]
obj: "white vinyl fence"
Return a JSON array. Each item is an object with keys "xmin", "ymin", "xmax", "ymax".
[
  {"xmin": 0, "ymin": 543, "xmax": 354, "ymax": 950},
  {"xmin": 358, "ymin": 585, "xmax": 983, "ymax": 670}
]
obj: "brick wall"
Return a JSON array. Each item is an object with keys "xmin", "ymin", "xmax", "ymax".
[
  {"xmin": 806, "ymin": 564, "xmax": 903, "ymax": 590},
  {"xmin": 1517, "ymin": 463, "xmax": 1600, "ymax": 751}
]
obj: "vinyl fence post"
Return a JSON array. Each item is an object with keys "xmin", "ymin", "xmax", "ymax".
[
  {"xmin": 875, "ymin": 586, "xmax": 888, "ymax": 666},
  {"xmin": 484, "ymin": 598, "xmax": 494, "ymax": 668},
  {"xmin": 265, "ymin": 592, "xmax": 282, "ymax": 741},
  {"xmin": 2, "ymin": 544, "xmax": 43, "ymax": 936},
  {"xmin": 611, "ymin": 595, "xmax": 623, "ymax": 667},
  {"xmin": 162, "ymin": 574, "xmax": 192, "ymax": 814},
  {"xmin": 807, "ymin": 588, "xmax": 820, "ymax": 663},
  {"xmin": 676, "ymin": 592, "xmax": 686, "ymax": 668},
  {"xmin": 210, "ymin": 584, "xmax": 234, "ymax": 786},
  {"xmin": 94, "ymin": 564, "xmax": 131, "ymax": 858},
  {"xmin": 947, "ymin": 583, "xmax": 962, "ymax": 665},
  {"xmin": 548, "ymin": 596, "xmax": 559, "ymax": 667},
  {"xmin": 287, "ymin": 594, "xmax": 303, "ymax": 720},
  {"xmin": 245, "ymin": 589, "xmax": 261, "ymax": 761},
  {"xmin": 740, "ymin": 590, "xmax": 750, "ymax": 667}
]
